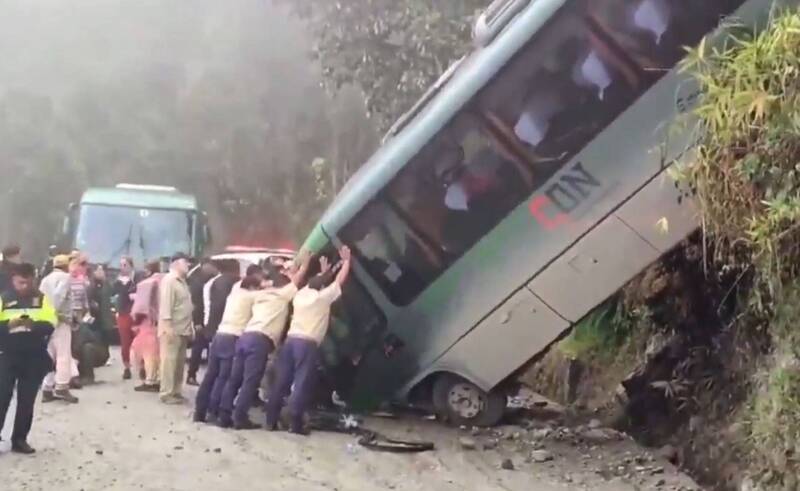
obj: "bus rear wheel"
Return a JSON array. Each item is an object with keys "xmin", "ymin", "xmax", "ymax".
[{"xmin": 432, "ymin": 374, "xmax": 506, "ymax": 427}]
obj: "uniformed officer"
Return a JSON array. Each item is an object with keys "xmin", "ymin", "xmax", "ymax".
[{"xmin": 0, "ymin": 263, "xmax": 57, "ymax": 454}]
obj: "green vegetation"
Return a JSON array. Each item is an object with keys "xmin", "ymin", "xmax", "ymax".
[
  {"xmin": 680, "ymin": 10, "xmax": 800, "ymax": 297},
  {"xmin": 276, "ymin": 0, "xmax": 488, "ymax": 131},
  {"xmin": 558, "ymin": 300, "xmax": 641, "ymax": 362},
  {"xmin": 679, "ymin": 10, "xmax": 800, "ymax": 486}
]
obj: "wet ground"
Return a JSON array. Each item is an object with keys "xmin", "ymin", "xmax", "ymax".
[{"xmin": 1, "ymin": 350, "xmax": 703, "ymax": 491}]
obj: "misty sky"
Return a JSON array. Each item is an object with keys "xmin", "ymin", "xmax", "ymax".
[{"xmin": 0, "ymin": 0, "xmax": 319, "ymax": 104}]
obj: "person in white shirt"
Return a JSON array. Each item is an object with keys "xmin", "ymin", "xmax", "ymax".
[
  {"xmin": 39, "ymin": 255, "xmax": 79, "ymax": 403},
  {"xmin": 193, "ymin": 273, "xmax": 262, "ymax": 423},
  {"xmin": 265, "ymin": 246, "xmax": 351, "ymax": 435},
  {"xmin": 217, "ymin": 258, "xmax": 310, "ymax": 430}
]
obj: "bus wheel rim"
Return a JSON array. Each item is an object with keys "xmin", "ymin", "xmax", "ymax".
[{"xmin": 447, "ymin": 383, "xmax": 484, "ymax": 419}]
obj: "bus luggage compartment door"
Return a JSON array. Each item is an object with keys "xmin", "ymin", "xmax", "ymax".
[
  {"xmin": 527, "ymin": 215, "xmax": 660, "ymax": 322},
  {"xmin": 614, "ymin": 172, "xmax": 699, "ymax": 253},
  {"xmin": 435, "ymin": 289, "xmax": 569, "ymax": 391}
]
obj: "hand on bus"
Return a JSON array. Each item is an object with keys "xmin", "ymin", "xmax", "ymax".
[
  {"xmin": 335, "ymin": 246, "xmax": 352, "ymax": 286},
  {"xmin": 290, "ymin": 255, "xmax": 311, "ymax": 286},
  {"xmin": 319, "ymin": 256, "xmax": 332, "ymax": 274},
  {"xmin": 339, "ymin": 245, "xmax": 352, "ymax": 263}
]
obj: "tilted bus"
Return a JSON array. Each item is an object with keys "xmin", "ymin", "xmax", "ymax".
[{"xmin": 297, "ymin": 0, "xmax": 791, "ymax": 426}]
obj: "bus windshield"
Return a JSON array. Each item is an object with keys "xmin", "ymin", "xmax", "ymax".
[{"xmin": 74, "ymin": 204, "xmax": 195, "ymax": 266}]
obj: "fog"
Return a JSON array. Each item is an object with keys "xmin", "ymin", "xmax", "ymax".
[{"xmin": 0, "ymin": 0, "xmax": 375, "ymax": 259}]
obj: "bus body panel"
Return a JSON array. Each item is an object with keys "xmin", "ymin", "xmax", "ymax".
[
  {"xmin": 615, "ymin": 172, "xmax": 700, "ymax": 253},
  {"xmin": 426, "ymin": 288, "xmax": 569, "ymax": 391},
  {"xmin": 527, "ymin": 215, "xmax": 661, "ymax": 322}
]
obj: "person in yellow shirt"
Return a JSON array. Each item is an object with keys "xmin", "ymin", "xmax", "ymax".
[
  {"xmin": 265, "ymin": 246, "xmax": 351, "ymax": 435},
  {"xmin": 158, "ymin": 253, "xmax": 194, "ymax": 404},
  {"xmin": 0, "ymin": 263, "xmax": 57, "ymax": 454},
  {"xmin": 193, "ymin": 273, "xmax": 263, "ymax": 423},
  {"xmin": 217, "ymin": 258, "xmax": 310, "ymax": 429}
]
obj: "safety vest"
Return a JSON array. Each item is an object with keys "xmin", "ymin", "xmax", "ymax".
[
  {"xmin": 0, "ymin": 290, "xmax": 58, "ymax": 327},
  {"xmin": 0, "ymin": 290, "xmax": 57, "ymax": 372}
]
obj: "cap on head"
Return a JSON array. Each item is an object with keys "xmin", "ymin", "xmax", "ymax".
[
  {"xmin": 53, "ymin": 255, "xmax": 71, "ymax": 269},
  {"xmin": 171, "ymin": 252, "xmax": 190, "ymax": 263}
]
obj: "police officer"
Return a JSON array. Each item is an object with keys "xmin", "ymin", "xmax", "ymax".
[{"xmin": 0, "ymin": 263, "xmax": 57, "ymax": 454}]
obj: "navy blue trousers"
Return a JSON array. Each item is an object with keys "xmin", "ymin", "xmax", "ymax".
[
  {"xmin": 265, "ymin": 337, "xmax": 319, "ymax": 431},
  {"xmin": 194, "ymin": 333, "xmax": 238, "ymax": 420},
  {"xmin": 219, "ymin": 332, "xmax": 274, "ymax": 425}
]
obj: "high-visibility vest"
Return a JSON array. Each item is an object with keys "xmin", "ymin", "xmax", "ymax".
[{"xmin": 0, "ymin": 291, "xmax": 58, "ymax": 326}]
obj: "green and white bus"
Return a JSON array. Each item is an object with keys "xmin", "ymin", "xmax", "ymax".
[
  {"xmin": 299, "ymin": 0, "xmax": 790, "ymax": 426},
  {"xmin": 61, "ymin": 184, "xmax": 211, "ymax": 269}
]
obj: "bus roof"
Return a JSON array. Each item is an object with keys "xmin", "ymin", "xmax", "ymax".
[
  {"xmin": 315, "ymin": 0, "xmax": 564, "ymax": 237},
  {"xmin": 80, "ymin": 186, "xmax": 199, "ymax": 211}
]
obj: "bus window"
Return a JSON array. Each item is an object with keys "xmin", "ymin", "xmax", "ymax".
[
  {"xmin": 388, "ymin": 112, "xmax": 530, "ymax": 259},
  {"xmin": 340, "ymin": 199, "xmax": 444, "ymax": 305},
  {"xmin": 587, "ymin": 0, "xmax": 746, "ymax": 76},
  {"xmin": 478, "ymin": 3, "xmax": 640, "ymax": 169}
]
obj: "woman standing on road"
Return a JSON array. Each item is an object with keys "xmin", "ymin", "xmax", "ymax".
[
  {"xmin": 113, "ymin": 256, "xmax": 138, "ymax": 380},
  {"xmin": 130, "ymin": 260, "xmax": 163, "ymax": 392}
]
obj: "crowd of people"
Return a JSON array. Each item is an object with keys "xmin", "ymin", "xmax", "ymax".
[{"xmin": 0, "ymin": 242, "xmax": 352, "ymax": 455}]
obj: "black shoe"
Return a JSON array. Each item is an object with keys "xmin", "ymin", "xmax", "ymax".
[
  {"xmin": 11, "ymin": 441, "xmax": 36, "ymax": 454},
  {"xmin": 186, "ymin": 376, "xmax": 199, "ymax": 387},
  {"xmin": 123, "ymin": 368, "xmax": 132, "ymax": 380},
  {"xmin": 216, "ymin": 418, "xmax": 232, "ymax": 429},
  {"xmin": 42, "ymin": 390, "xmax": 57, "ymax": 403},
  {"xmin": 288, "ymin": 427, "xmax": 311, "ymax": 436},
  {"xmin": 264, "ymin": 421, "xmax": 278, "ymax": 432},
  {"xmin": 234, "ymin": 420, "xmax": 262, "ymax": 430},
  {"xmin": 69, "ymin": 377, "xmax": 82, "ymax": 390}
]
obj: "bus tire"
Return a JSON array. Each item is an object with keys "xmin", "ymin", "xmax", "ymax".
[{"xmin": 432, "ymin": 374, "xmax": 506, "ymax": 427}]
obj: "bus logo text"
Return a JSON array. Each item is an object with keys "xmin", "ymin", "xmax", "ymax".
[{"xmin": 529, "ymin": 162, "xmax": 601, "ymax": 230}]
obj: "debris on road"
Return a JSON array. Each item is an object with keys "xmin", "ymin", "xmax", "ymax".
[
  {"xmin": 458, "ymin": 437, "xmax": 477, "ymax": 450},
  {"xmin": 501, "ymin": 458, "xmax": 515, "ymax": 471},
  {"xmin": 529, "ymin": 450, "xmax": 554, "ymax": 463}
]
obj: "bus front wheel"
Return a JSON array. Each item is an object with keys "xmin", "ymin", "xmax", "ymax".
[{"xmin": 432, "ymin": 374, "xmax": 505, "ymax": 427}]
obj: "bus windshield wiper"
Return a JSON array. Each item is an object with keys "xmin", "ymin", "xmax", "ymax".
[
  {"xmin": 139, "ymin": 225, "xmax": 147, "ymax": 260},
  {"xmin": 108, "ymin": 224, "xmax": 134, "ymax": 264}
]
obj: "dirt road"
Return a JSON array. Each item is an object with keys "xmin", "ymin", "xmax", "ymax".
[{"xmin": 2, "ymin": 351, "xmax": 702, "ymax": 491}]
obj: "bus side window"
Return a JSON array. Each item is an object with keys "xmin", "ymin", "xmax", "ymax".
[
  {"xmin": 477, "ymin": 3, "xmax": 641, "ymax": 172},
  {"xmin": 339, "ymin": 200, "xmax": 443, "ymax": 305},
  {"xmin": 387, "ymin": 112, "xmax": 530, "ymax": 260},
  {"xmin": 587, "ymin": 0, "xmax": 746, "ymax": 76}
]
